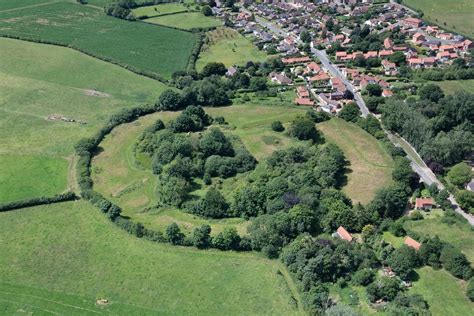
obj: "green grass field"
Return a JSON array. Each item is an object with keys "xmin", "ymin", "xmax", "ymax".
[
  {"xmin": 0, "ymin": 2, "xmax": 197, "ymax": 79},
  {"xmin": 317, "ymin": 118, "xmax": 394, "ymax": 205},
  {"xmin": 145, "ymin": 11, "xmax": 222, "ymax": 30},
  {"xmin": 405, "ymin": 215, "xmax": 474, "ymax": 263},
  {"xmin": 409, "ymin": 267, "xmax": 474, "ymax": 315},
  {"xmin": 132, "ymin": 3, "xmax": 190, "ymax": 18},
  {"xmin": 433, "ymin": 80, "xmax": 474, "ymax": 95},
  {"xmin": 0, "ymin": 201, "xmax": 302, "ymax": 315},
  {"xmin": 0, "ymin": 38, "xmax": 167, "ymax": 203},
  {"xmin": 92, "ymin": 103, "xmax": 307, "ymax": 234},
  {"xmin": 197, "ymin": 27, "xmax": 269, "ymax": 70},
  {"xmin": 404, "ymin": 0, "xmax": 474, "ymax": 39}
]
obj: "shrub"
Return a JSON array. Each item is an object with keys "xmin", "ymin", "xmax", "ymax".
[
  {"xmin": 288, "ymin": 116, "xmax": 319, "ymax": 142},
  {"xmin": 271, "ymin": 121, "xmax": 285, "ymax": 132},
  {"xmin": 351, "ymin": 269, "xmax": 375, "ymax": 286}
]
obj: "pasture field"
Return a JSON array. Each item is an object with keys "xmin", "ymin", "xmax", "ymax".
[
  {"xmin": 409, "ymin": 267, "xmax": 474, "ymax": 315},
  {"xmin": 0, "ymin": 201, "xmax": 302, "ymax": 315},
  {"xmin": 197, "ymin": 27, "xmax": 269, "ymax": 70},
  {"xmin": 0, "ymin": 2, "xmax": 197, "ymax": 79},
  {"xmin": 404, "ymin": 0, "xmax": 474, "ymax": 39},
  {"xmin": 132, "ymin": 3, "xmax": 190, "ymax": 18},
  {"xmin": 0, "ymin": 38, "xmax": 167, "ymax": 203},
  {"xmin": 0, "ymin": 155, "xmax": 68, "ymax": 204},
  {"xmin": 405, "ymin": 214, "xmax": 474, "ymax": 262},
  {"xmin": 92, "ymin": 103, "xmax": 307, "ymax": 234},
  {"xmin": 317, "ymin": 118, "xmax": 394, "ymax": 205},
  {"xmin": 145, "ymin": 11, "xmax": 222, "ymax": 30},
  {"xmin": 0, "ymin": 0, "xmax": 61, "ymax": 12},
  {"xmin": 433, "ymin": 79, "xmax": 474, "ymax": 95}
]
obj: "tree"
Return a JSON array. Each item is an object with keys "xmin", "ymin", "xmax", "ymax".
[
  {"xmin": 352, "ymin": 269, "xmax": 375, "ymax": 286},
  {"xmin": 156, "ymin": 89, "xmax": 183, "ymax": 111},
  {"xmin": 201, "ymin": 5, "xmax": 212, "ymax": 16},
  {"xmin": 199, "ymin": 128, "xmax": 234, "ymax": 157},
  {"xmin": 456, "ymin": 190, "xmax": 474, "ymax": 214},
  {"xmin": 300, "ymin": 30, "xmax": 311, "ymax": 43},
  {"xmin": 302, "ymin": 283, "xmax": 330, "ymax": 314},
  {"xmin": 212, "ymin": 227, "xmax": 241, "ymax": 250},
  {"xmin": 288, "ymin": 116, "xmax": 319, "ymax": 142},
  {"xmin": 440, "ymin": 245, "xmax": 472, "ymax": 280},
  {"xmin": 366, "ymin": 277, "xmax": 401, "ymax": 302},
  {"xmin": 392, "ymin": 157, "xmax": 419, "ymax": 189},
  {"xmin": 166, "ymin": 223, "xmax": 184, "ymax": 245},
  {"xmin": 193, "ymin": 187, "xmax": 230, "ymax": 218},
  {"xmin": 365, "ymin": 83, "xmax": 382, "ymax": 97},
  {"xmin": 447, "ymin": 162, "xmax": 472, "ymax": 188},
  {"xmin": 387, "ymin": 245, "xmax": 418, "ymax": 280},
  {"xmin": 368, "ymin": 184, "xmax": 409, "ymax": 220},
  {"xmin": 388, "ymin": 51, "xmax": 406, "ymax": 66},
  {"xmin": 192, "ymin": 224, "xmax": 212, "ymax": 249},
  {"xmin": 271, "ymin": 121, "xmax": 285, "ymax": 132},
  {"xmin": 201, "ymin": 62, "xmax": 227, "ymax": 77},
  {"xmin": 338, "ymin": 102, "xmax": 360, "ymax": 123},
  {"xmin": 419, "ymin": 84, "xmax": 444, "ymax": 103}
]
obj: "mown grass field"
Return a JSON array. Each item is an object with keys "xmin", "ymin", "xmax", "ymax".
[
  {"xmin": 92, "ymin": 103, "xmax": 307, "ymax": 235},
  {"xmin": 0, "ymin": 38, "xmax": 167, "ymax": 203},
  {"xmin": 409, "ymin": 267, "xmax": 474, "ymax": 315},
  {"xmin": 0, "ymin": 2, "xmax": 197, "ymax": 79},
  {"xmin": 145, "ymin": 11, "xmax": 222, "ymax": 30},
  {"xmin": 404, "ymin": 0, "xmax": 474, "ymax": 39},
  {"xmin": 433, "ymin": 79, "xmax": 474, "ymax": 95},
  {"xmin": 132, "ymin": 3, "xmax": 190, "ymax": 18},
  {"xmin": 197, "ymin": 27, "xmax": 269, "ymax": 70},
  {"xmin": 0, "ymin": 201, "xmax": 302, "ymax": 315},
  {"xmin": 0, "ymin": 0, "xmax": 61, "ymax": 11},
  {"xmin": 317, "ymin": 118, "xmax": 394, "ymax": 205}
]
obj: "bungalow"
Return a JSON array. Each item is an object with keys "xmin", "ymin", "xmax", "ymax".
[
  {"xmin": 404, "ymin": 236, "xmax": 422, "ymax": 251},
  {"xmin": 269, "ymin": 72, "xmax": 293, "ymax": 85},
  {"xmin": 402, "ymin": 17, "xmax": 423, "ymax": 28},
  {"xmin": 438, "ymin": 32, "xmax": 454, "ymax": 41},
  {"xmin": 306, "ymin": 62, "xmax": 321, "ymax": 74},
  {"xmin": 296, "ymin": 85, "xmax": 310, "ymax": 98},
  {"xmin": 439, "ymin": 45, "xmax": 456, "ymax": 53},
  {"xmin": 412, "ymin": 33, "xmax": 426, "ymax": 45},
  {"xmin": 318, "ymin": 94, "xmax": 340, "ymax": 113},
  {"xmin": 336, "ymin": 51, "xmax": 348, "ymax": 62},
  {"xmin": 422, "ymin": 57, "xmax": 436, "ymax": 68},
  {"xmin": 334, "ymin": 226, "xmax": 353, "ymax": 242},
  {"xmin": 295, "ymin": 98, "xmax": 314, "ymax": 106},
  {"xmin": 310, "ymin": 72, "xmax": 331, "ymax": 83},
  {"xmin": 408, "ymin": 58, "xmax": 423, "ymax": 68},
  {"xmin": 382, "ymin": 60, "xmax": 397, "ymax": 75},
  {"xmin": 379, "ymin": 50, "xmax": 393, "ymax": 59},
  {"xmin": 436, "ymin": 51, "xmax": 457, "ymax": 61},
  {"xmin": 415, "ymin": 197, "xmax": 435, "ymax": 210}
]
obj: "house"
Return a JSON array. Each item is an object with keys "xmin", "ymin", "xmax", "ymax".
[
  {"xmin": 412, "ymin": 33, "xmax": 426, "ymax": 45},
  {"xmin": 439, "ymin": 45, "xmax": 456, "ymax": 53},
  {"xmin": 226, "ymin": 66, "xmax": 238, "ymax": 77},
  {"xmin": 382, "ymin": 60, "xmax": 397, "ymax": 75},
  {"xmin": 438, "ymin": 32, "xmax": 453, "ymax": 41},
  {"xmin": 402, "ymin": 17, "xmax": 423, "ymax": 28},
  {"xmin": 364, "ymin": 51, "xmax": 378, "ymax": 59},
  {"xmin": 415, "ymin": 197, "xmax": 435, "ymax": 210},
  {"xmin": 382, "ymin": 89, "xmax": 393, "ymax": 97},
  {"xmin": 379, "ymin": 50, "xmax": 393, "ymax": 59},
  {"xmin": 334, "ymin": 226, "xmax": 353, "ymax": 242},
  {"xmin": 318, "ymin": 94, "xmax": 340, "ymax": 113},
  {"xmin": 404, "ymin": 236, "xmax": 422, "ymax": 251},
  {"xmin": 296, "ymin": 85, "xmax": 310, "ymax": 98},
  {"xmin": 421, "ymin": 57, "xmax": 436, "ymax": 68},
  {"xmin": 336, "ymin": 51, "xmax": 348, "ymax": 62},
  {"xmin": 282, "ymin": 56, "xmax": 312, "ymax": 65},
  {"xmin": 269, "ymin": 72, "xmax": 293, "ymax": 85},
  {"xmin": 306, "ymin": 62, "xmax": 321, "ymax": 74},
  {"xmin": 408, "ymin": 58, "xmax": 423, "ymax": 68},
  {"xmin": 309, "ymin": 72, "xmax": 331, "ymax": 83},
  {"xmin": 384, "ymin": 37, "xmax": 394, "ymax": 49},
  {"xmin": 295, "ymin": 98, "xmax": 314, "ymax": 106}
]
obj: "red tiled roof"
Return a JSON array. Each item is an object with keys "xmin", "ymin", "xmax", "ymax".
[
  {"xmin": 404, "ymin": 236, "xmax": 421, "ymax": 251},
  {"xmin": 415, "ymin": 197, "xmax": 434, "ymax": 209},
  {"xmin": 295, "ymin": 98, "xmax": 314, "ymax": 106},
  {"xmin": 337, "ymin": 226, "xmax": 353, "ymax": 242}
]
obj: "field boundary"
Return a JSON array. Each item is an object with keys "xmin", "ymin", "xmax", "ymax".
[{"xmin": 0, "ymin": 192, "xmax": 76, "ymax": 212}]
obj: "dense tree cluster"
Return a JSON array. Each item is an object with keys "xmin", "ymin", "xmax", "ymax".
[{"xmin": 381, "ymin": 91, "xmax": 474, "ymax": 168}]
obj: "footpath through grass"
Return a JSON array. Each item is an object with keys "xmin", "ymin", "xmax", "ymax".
[
  {"xmin": 0, "ymin": 2, "xmax": 197, "ymax": 79},
  {"xmin": 197, "ymin": 27, "xmax": 269, "ymax": 70},
  {"xmin": 317, "ymin": 118, "xmax": 394, "ymax": 204},
  {"xmin": 0, "ymin": 38, "xmax": 167, "ymax": 203},
  {"xmin": 0, "ymin": 201, "xmax": 302, "ymax": 315},
  {"xmin": 403, "ymin": 0, "xmax": 474, "ymax": 39}
]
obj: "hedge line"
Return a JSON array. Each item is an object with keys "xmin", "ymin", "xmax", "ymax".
[
  {"xmin": 0, "ymin": 192, "xmax": 77, "ymax": 212},
  {"xmin": 187, "ymin": 32, "xmax": 205, "ymax": 72},
  {"xmin": 0, "ymin": 34, "xmax": 168, "ymax": 84}
]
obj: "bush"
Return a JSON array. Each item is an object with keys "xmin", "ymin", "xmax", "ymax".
[
  {"xmin": 0, "ymin": 192, "xmax": 76, "ymax": 212},
  {"xmin": 271, "ymin": 121, "xmax": 285, "ymax": 132},
  {"xmin": 288, "ymin": 116, "xmax": 319, "ymax": 142},
  {"xmin": 212, "ymin": 227, "xmax": 241, "ymax": 250},
  {"xmin": 166, "ymin": 223, "xmax": 185, "ymax": 245},
  {"xmin": 351, "ymin": 268, "xmax": 375, "ymax": 286}
]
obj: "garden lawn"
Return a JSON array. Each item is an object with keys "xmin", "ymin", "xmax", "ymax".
[
  {"xmin": 0, "ymin": 201, "xmax": 302, "ymax": 315},
  {"xmin": 0, "ymin": 2, "xmax": 197, "ymax": 79},
  {"xmin": 0, "ymin": 38, "xmax": 167, "ymax": 202},
  {"xmin": 409, "ymin": 267, "xmax": 474, "ymax": 315},
  {"xmin": 317, "ymin": 118, "xmax": 394, "ymax": 204},
  {"xmin": 145, "ymin": 11, "xmax": 222, "ymax": 30},
  {"xmin": 92, "ymin": 104, "xmax": 307, "ymax": 234},
  {"xmin": 405, "ymin": 215, "xmax": 474, "ymax": 263},
  {"xmin": 132, "ymin": 3, "xmax": 189, "ymax": 18},
  {"xmin": 433, "ymin": 80, "xmax": 474, "ymax": 95},
  {"xmin": 197, "ymin": 27, "xmax": 269, "ymax": 70},
  {"xmin": 404, "ymin": 0, "xmax": 474, "ymax": 39}
]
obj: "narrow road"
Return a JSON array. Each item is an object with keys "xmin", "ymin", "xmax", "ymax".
[{"xmin": 248, "ymin": 11, "xmax": 474, "ymax": 225}]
